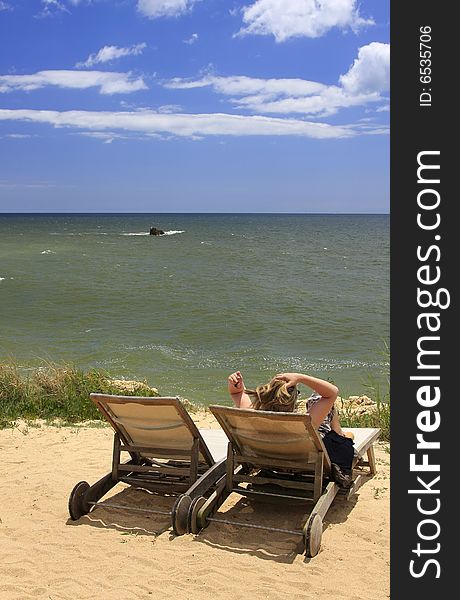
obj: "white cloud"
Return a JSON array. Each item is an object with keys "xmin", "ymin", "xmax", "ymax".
[
  {"xmin": 3, "ymin": 133, "xmax": 33, "ymax": 139},
  {"xmin": 339, "ymin": 42, "xmax": 390, "ymax": 94},
  {"xmin": 231, "ymin": 88, "xmax": 382, "ymax": 116},
  {"xmin": 38, "ymin": 0, "xmax": 70, "ymax": 17},
  {"xmin": 0, "ymin": 70, "xmax": 147, "ymax": 95},
  {"xmin": 237, "ymin": 0, "xmax": 374, "ymax": 42},
  {"xmin": 163, "ymin": 44, "xmax": 390, "ymax": 117},
  {"xmin": 0, "ymin": 2, "xmax": 12, "ymax": 11},
  {"xmin": 0, "ymin": 108, "xmax": 361, "ymax": 139},
  {"xmin": 77, "ymin": 43, "xmax": 147, "ymax": 68},
  {"xmin": 165, "ymin": 75, "xmax": 326, "ymax": 96},
  {"xmin": 184, "ymin": 33, "xmax": 199, "ymax": 45},
  {"xmin": 137, "ymin": 0, "xmax": 196, "ymax": 19},
  {"xmin": 158, "ymin": 104, "xmax": 183, "ymax": 113}
]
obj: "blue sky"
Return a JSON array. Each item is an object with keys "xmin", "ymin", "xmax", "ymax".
[{"xmin": 0, "ymin": 0, "xmax": 389, "ymax": 213}]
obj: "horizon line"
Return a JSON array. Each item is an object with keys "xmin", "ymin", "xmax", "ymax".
[{"xmin": 0, "ymin": 211, "xmax": 390, "ymax": 216}]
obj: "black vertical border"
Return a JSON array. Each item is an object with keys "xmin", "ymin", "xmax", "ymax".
[{"xmin": 391, "ymin": 2, "xmax": 455, "ymax": 597}]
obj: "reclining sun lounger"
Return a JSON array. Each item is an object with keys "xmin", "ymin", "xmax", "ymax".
[
  {"xmin": 189, "ymin": 406, "xmax": 381, "ymax": 557},
  {"xmin": 68, "ymin": 394, "xmax": 227, "ymax": 534}
]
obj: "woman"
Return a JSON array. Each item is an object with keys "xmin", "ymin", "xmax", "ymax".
[{"xmin": 227, "ymin": 370, "xmax": 354, "ymax": 488}]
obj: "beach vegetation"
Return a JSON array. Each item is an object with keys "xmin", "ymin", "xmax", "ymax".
[
  {"xmin": 337, "ymin": 387, "xmax": 390, "ymax": 442},
  {"xmin": 0, "ymin": 361, "xmax": 158, "ymax": 428}
]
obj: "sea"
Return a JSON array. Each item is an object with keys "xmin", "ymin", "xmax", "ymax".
[{"xmin": 0, "ymin": 214, "xmax": 389, "ymax": 405}]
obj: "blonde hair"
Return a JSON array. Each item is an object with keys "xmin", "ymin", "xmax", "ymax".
[{"xmin": 246, "ymin": 379, "xmax": 299, "ymax": 412}]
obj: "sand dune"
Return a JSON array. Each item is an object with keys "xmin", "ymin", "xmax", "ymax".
[{"xmin": 1, "ymin": 415, "xmax": 389, "ymax": 600}]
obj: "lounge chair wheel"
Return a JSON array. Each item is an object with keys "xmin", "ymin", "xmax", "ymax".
[
  {"xmin": 303, "ymin": 512, "xmax": 323, "ymax": 558},
  {"xmin": 172, "ymin": 495, "xmax": 192, "ymax": 536},
  {"xmin": 188, "ymin": 496, "xmax": 207, "ymax": 534},
  {"xmin": 68, "ymin": 481, "xmax": 90, "ymax": 520}
]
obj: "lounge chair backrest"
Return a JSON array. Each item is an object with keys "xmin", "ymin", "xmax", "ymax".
[
  {"xmin": 209, "ymin": 405, "xmax": 330, "ymax": 471},
  {"xmin": 90, "ymin": 394, "xmax": 214, "ymax": 466}
]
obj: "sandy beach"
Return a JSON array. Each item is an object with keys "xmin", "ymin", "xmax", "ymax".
[{"xmin": 1, "ymin": 411, "xmax": 390, "ymax": 600}]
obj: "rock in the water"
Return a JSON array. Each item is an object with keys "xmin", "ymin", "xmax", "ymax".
[{"xmin": 149, "ymin": 227, "xmax": 165, "ymax": 236}]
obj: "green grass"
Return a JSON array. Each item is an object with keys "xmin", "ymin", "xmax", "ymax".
[
  {"xmin": 338, "ymin": 396, "xmax": 390, "ymax": 442},
  {"xmin": 0, "ymin": 361, "xmax": 159, "ymax": 428}
]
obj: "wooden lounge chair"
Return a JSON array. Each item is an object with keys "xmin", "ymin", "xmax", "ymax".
[
  {"xmin": 189, "ymin": 406, "xmax": 381, "ymax": 557},
  {"xmin": 68, "ymin": 394, "xmax": 227, "ymax": 534}
]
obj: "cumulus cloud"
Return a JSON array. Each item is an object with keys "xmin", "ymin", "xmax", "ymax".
[
  {"xmin": 237, "ymin": 0, "xmax": 374, "ymax": 41},
  {"xmin": 137, "ymin": 0, "xmax": 197, "ymax": 19},
  {"xmin": 0, "ymin": 108, "xmax": 361, "ymax": 139},
  {"xmin": 163, "ymin": 44, "xmax": 390, "ymax": 117},
  {"xmin": 339, "ymin": 42, "xmax": 390, "ymax": 94},
  {"xmin": 77, "ymin": 43, "xmax": 147, "ymax": 68},
  {"xmin": 0, "ymin": 70, "xmax": 147, "ymax": 95}
]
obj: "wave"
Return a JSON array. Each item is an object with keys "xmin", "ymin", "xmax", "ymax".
[
  {"xmin": 0, "ymin": 277, "xmax": 5, "ymax": 282},
  {"xmin": 50, "ymin": 232, "xmax": 108, "ymax": 236},
  {"xmin": 41, "ymin": 250, "xmax": 56, "ymax": 255},
  {"xmin": 121, "ymin": 230, "xmax": 185, "ymax": 236},
  {"xmin": 121, "ymin": 232, "xmax": 150, "ymax": 236},
  {"xmin": 49, "ymin": 231, "xmax": 185, "ymax": 237}
]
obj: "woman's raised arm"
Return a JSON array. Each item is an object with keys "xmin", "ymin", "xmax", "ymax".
[{"xmin": 227, "ymin": 371, "xmax": 253, "ymax": 409}]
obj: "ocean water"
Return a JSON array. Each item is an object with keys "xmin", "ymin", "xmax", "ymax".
[{"xmin": 0, "ymin": 214, "xmax": 389, "ymax": 404}]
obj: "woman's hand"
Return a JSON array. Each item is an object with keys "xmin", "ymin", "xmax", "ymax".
[
  {"xmin": 274, "ymin": 372, "xmax": 338, "ymax": 429},
  {"xmin": 228, "ymin": 371, "xmax": 244, "ymax": 393},
  {"xmin": 273, "ymin": 373, "xmax": 302, "ymax": 388},
  {"xmin": 227, "ymin": 371, "xmax": 252, "ymax": 409}
]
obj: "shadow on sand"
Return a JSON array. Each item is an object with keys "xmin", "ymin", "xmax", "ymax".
[
  {"xmin": 190, "ymin": 473, "xmax": 371, "ymax": 564},
  {"xmin": 66, "ymin": 472, "xmax": 372, "ymax": 563},
  {"xmin": 65, "ymin": 485, "xmax": 176, "ymax": 537}
]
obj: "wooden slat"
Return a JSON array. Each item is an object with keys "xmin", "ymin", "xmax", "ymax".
[
  {"xmin": 234, "ymin": 453, "xmax": 316, "ymax": 471},
  {"xmin": 117, "ymin": 464, "xmax": 191, "ymax": 475},
  {"xmin": 120, "ymin": 444, "xmax": 193, "ymax": 457},
  {"xmin": 190, "ymin": 437, "xmax": 199, "ymax": 484},
  {"xmin": 233, "ymin": 474, "xmax": 315, "ymax": 491},
  {"xmin": 112, "ymin": 432, "xmax": 121, "ymax": 480},
  {"xmin": 118, "ymin": 476, "xmax": 189, "ymax": 492},
  {"xmin": 313, "ymin": 453, "xmax": 324, "ymax": 501},
  {"xmin": 226, "ymin": 442, "xmax": 234, "ymax": 493},
  {"xmin": 311, "ymin": 481, "xmax": 340, "ymax": 520},
  {"xmin": 367, "ymin": 445, "xmax": 377, "ymax": 475},
  {"xmin": 233, "ymin": 487, "xmax": 315, "ymax": 502}
]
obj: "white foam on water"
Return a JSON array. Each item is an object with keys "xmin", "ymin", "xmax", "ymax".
[
  {"xmin": 121, "ymin": 230, "xmax": 185, "ymax": 236},
  {"xmin": 121, "ymin": 232, "xmax": 150, "ymax": 236},
  {"xmin": 50, "ymin": 232, "xmax": 108, "ymax": 236},
  {"xmin": 0, "ymin": 277, "xmax": 5, "ymax": 282},
  {"xmin": 41, "ymin": 250, "xmax": 56, "ymax": 254}
]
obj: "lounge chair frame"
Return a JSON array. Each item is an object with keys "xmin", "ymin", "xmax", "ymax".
[
  {"xmin": 190, "ymin": 406, "xmax": 380, "ymax": 557},
  {"xmin": 68, "ymin": 394, "xmax": 226, "ymax": 534}
]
